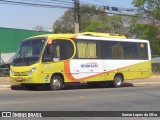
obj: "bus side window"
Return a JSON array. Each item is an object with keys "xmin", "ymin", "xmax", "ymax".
[
  {"xmin": 42, "ymin": 39, "xmax": 74, "ymax": 62},
  {"xmin": 112, "ymin": 44, "xmax": 124, "ymax": 59},
  {"xmin": 51, "ymin": 43, "xmax": 60, "ymax": 61},
  {"xmin": 58, "ymin": 40, "xmax": 74, "ymax": 60},
  {"xmin": 42, "ymin": 43, "xmax": 60, "ymax": 62},
  {"xmin": 120, "ymin": 42, "xmax": 137, "ymax": 59},
  {"xmin": 137, "ymin": 43, "xmax": 148, "ymax": 59},
  {"xmin": 76, "ymin": 40, "xmax": 97, "ymax": 59},
  {"xmin": 42, "ymin": 44, "xmax": 54, "ymax": 62}
]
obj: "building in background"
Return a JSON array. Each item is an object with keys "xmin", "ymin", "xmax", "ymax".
[{"xmin": 0, "ymin": 27, "xmax": 51, "ymax": 63}]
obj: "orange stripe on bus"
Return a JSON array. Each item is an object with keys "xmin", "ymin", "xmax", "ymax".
[{"xmin": 64, "ymin": 60, "xmax": 151, "ymax": 82}]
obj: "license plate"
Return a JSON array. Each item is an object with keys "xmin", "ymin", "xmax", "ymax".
[{"xmin": 17, "ymin": 78, "xmax": 23, "ymax": 82}]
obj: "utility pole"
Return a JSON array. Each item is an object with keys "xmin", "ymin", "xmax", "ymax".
[{"xmin": 74, "ymin": 0, "xmax": 80, "ymax": 33}]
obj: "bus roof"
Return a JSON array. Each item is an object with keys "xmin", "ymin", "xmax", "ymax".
[
  {"xmin": 30, "ymin": 32, "xmax": 126, "ymax": 40},
  {"xmin": 79, "ymin": 32, "xmax": 126, "ymax": 38}
]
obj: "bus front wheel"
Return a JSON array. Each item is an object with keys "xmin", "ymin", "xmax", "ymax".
[
  {"xmin": 50, "ymin": 76, "xmax": 63, "ymax": 90},
  {"xmin": 112, "ymin": 74, "xmax": 123, "ymax": 87}
]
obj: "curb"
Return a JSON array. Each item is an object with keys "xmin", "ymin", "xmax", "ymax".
[
  {"xmin": 0, "ymin": 85, "xmax": 11, "ymax": 88},
  {"xmin": 0, "ymin": 85, "xmax": 11, "ymax": 90},
  {"xmin": 0, "ymin": 85, "xmax": 24, "ymax": 90},
  {"xmin": 131, "ymin": 82, "xmax": 160, "ymax": 86}
]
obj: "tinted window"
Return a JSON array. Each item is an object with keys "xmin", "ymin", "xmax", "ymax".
[
  {"xmin": 100, "ymin": 41, "xmax": 148, "ymax": 60},
  {"xmin": 120, "ymin": 42, "xmax": 138, "ymax": 59},
  {"xmin": 43, "ymin": 39, "xmax": 74, "ymax": 62},
  {"xmin": 137, "ymin": 43, "xmax": 148, "ymax": 59},
  {"xmin": 100, "ymin": 41, "xmax": 123, "ymax": 59},
  {"xmin": 75, "ymin": 39, "xmax": 148, "ymax": 60}
]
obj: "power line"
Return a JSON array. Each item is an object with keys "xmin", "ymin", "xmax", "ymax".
[
  {"xmin": 0, "ymin": 0, "xmax": 156, "ymax": 21},
  {"xmin": 0, "ymin": 0, "xmax": 137, "ymax": 12},
  {"xmin": 0, "ymin": 0, "xmax": 73, "ymax": 9},
  {"xmin": 22, "ymin": 0, "xmax": 74, "ymax": 5},
  {"xmin": 49, "ymin": 0, "xmax": 74, "ymax": 4}
]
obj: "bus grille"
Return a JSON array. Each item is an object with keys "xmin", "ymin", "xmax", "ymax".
[{"xmin": 14, "ymin": 72, "xmax": 28, "ymax": 76}]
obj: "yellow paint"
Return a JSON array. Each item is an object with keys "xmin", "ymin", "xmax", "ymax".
[{"xmin": 10, "ymin": 32, "xmax": 151, "ymax": 85}]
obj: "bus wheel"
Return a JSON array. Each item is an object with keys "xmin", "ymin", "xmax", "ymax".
[
  {"xmin": 50, "ymin": 76, "xmax": 63, "ymax": 90},
  {"xmin": 112, "ymin": 75, "xmax": 123, "ymax": 87}
]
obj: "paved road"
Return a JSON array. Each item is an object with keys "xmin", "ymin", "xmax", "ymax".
[
  {"xmin": 1, "ymin": 85, "xmax": 160, "ymax": 111},
  {"xmin": 1, "ymin": 85, "xmax": 160, "ymax": 120}
]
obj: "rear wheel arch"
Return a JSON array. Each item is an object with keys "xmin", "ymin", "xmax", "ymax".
[
  {"xmin": 112, "ymin": 73, "xmax": 124, "ymax": 87},
  {"xmin": 115, "ymin": 73, "xmax": 124, "ymax": 81}
]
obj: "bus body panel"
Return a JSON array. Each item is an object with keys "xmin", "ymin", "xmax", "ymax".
[
  {"xmin": 10, "ymin": 60, "xmax": 151, "ymax": 84},
  {"xmin": 64, "ymin": 59, "xmax": 151, "ymax": 82},
  {"xmin": 10, "ymin": 32, "xmax": 152, "ymax": 86}
]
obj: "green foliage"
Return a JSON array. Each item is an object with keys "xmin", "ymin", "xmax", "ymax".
[
  {"xmin": 52, "ymin": 9, "xmax": 74, "ymax": 33},
  {"xmin": 52, "ymin": 5, "xmax": 127, "ymax": 34},
  {"xmin": 52, "ymin": 2, "xmax": 160, "ymax": 55},
  {"xmin": 130, "ymin": 24, "xmax": 157, "ymax": 39},
  {"xmin": 130, "ymin": 24, "xmax": 160, "ymax": 54},
  {"xmin": 132, "ymin": 0, "xmax": 160, "ymax": 55},
  {"xmin": 53, "ymin": 5, "xmax": 106, "ymax": 33},
  {"xmin": 79, "ymin": 5, "xmax": 107, "ymax": 31},
  {"xmin": 132, "ymin": 0, "xmax": 160, "ymax": 20},
  {"xmin": 84, "ymin": 21, "xmax": 109, "ymax": 32}
]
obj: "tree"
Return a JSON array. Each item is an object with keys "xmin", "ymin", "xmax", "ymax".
[
  {"xmin": 79, "ymin": 5, "xmax": 106, "ymax": 32},
  {"xmin": 84, "ymin": 15, "xmax": 127, "ymax": 35},
  {"xmin": 52, "ymin": 5, "xmax": 107, "ymax": 33},
  {"xmin": 132, "ymin": 0, "xmax": 160, "ymax": 55},
  {"xmin": 132, "ymin": 0, "xmax": 160, "ymax": 20},
  {"xmin": 83, "ymin": 21, "xmax": 108, "ymax": 32},
  {"xmin": 52, "ymin": 9, "xmax": 74, "ymax": 33},
  {"xmin": 130, "ymin": 24, "xmax": 160, "ymax": 54},
  {"xmin": 52, "ymin": 5, "xmax": 128, "ymax": 34}
]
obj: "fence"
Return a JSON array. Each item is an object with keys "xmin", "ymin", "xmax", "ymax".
[{"xmin": 152, "ymin": 55, "xmax": 160, "ymax": 74}]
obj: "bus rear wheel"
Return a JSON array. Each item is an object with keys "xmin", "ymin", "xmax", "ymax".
[
  {"xmin": 50, "ymin": 76, "xmax": 63, "ymax": 90},
  {"xmin": 112, "ymin": 74, "xmax": 123, "ymax": 87}
]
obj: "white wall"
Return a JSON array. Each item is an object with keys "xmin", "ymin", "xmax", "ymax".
[{"xmin": 1, "ymin": 53, "xmax": 15, "ymax": 63}]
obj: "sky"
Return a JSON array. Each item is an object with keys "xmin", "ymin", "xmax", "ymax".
[{"xmin": 0, "ymin": 0, "xmax": 134, "ymax": 31}]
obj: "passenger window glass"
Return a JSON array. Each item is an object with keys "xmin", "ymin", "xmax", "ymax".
[
  {"xmin": 112, "ymin": 43, "xmax": 123, "ymax": 59},
  {"xmin": 137, "ymin": 43, "xmax": 148, "ymax": 59},
  {"xmin": 42, "ymin": 39, "xmax": 74, "ymax": 62},
  {"xmin": 100, "ymin": 41, "xmax": 148, "ymax": 60},
  {"xmin": 100, "ymin": 41, "xmax": 121, "ymax": 59},
  {"xmin": 76, "ymin": 40, "xmax": 98, "ymax": 59},
  {"xmin": 120, "ymin": 42, "xmax": 137, "ymax": 59}
]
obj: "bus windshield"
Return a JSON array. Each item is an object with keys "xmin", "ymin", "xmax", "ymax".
[{"xmin": 12, "ymin": 37, "xmax": 46, "ymax": 66}]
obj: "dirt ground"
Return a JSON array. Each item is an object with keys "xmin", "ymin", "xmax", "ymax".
[{"xmin": 0, "ymin": 77, "xmax": 10, "ymax": 81}]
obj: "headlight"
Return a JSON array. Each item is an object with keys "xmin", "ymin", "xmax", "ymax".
[
  {"xmin": 10, "ymin": 70, "xmax": 14, "ymax": 76},
  {"xmin": 28, "ymin": 67, "xmax": 37, "ymax": 76}
]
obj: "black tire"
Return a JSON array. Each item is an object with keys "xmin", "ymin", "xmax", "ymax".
[
  {"xmin": 112, "ymin": 75, "xmax": 123, "ymax": 87},
  {"xmin": 50, "ymin": 76, "xmax": 63, "ymax": 90}
]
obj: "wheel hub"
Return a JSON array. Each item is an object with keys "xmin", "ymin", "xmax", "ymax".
[{"xmin": 53, "ymin": 79, "xmax": 60, "ymax": 88}]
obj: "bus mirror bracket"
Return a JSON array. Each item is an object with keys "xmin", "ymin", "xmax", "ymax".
[{"xmin": 53, "ymin": 58, "xmax": 60, "ymax": 62}]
